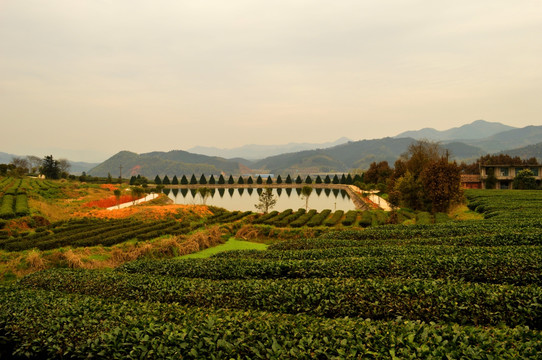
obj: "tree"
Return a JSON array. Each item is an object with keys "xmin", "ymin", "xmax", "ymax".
[
  {"xmin": 57, "ymin": 158, "xmax": 71, "ymax": 178},
  {"xmin": 295, "ymin": 175, "xmax": 302, "ymax": 184},
  {"xmin": 190, "ymin": 174, "xmax": 198, "ymax": 185},
  {"xmin": 305, "ymin": 175, "xmax": 312, "ymax": 184},
  {"xmin": 256, "ymin": 175, "xmax": 263, "ymax": 184},
  {"xmin": 247, "ymin": 176, "xmax": 253, "ymax": 185},
  {"xmin": 0, "ymin": 164, "xmax": 15, "ymax": 176},
  {"xmin": 163, "ymin": 175, "xmax": 171, "ymax": 185},
  {"xmin": 40, "ymin": 155, "xmax": 60, "ymax": 179},
  {"xmin": 228, "ymin": 175, "xmax": 235, "ymax": 184},
  {"xmin": 332, "ymin": 175, "xmax": 339, "ymax": 184},
  {"xmin": 172, "ymin": 175, "xmax": 179, "ymax": 185},
  {"xmin": 315, "ymin": 175, "xmax": 322, "ymax": 184},
  {"xmin": 154, "ymin": 175, "xmax": 162, "ymax": 185},
  {"xmin": 107, "ymin": 173, "xmax": 114, "ymax": 184},
  {"xmin": 393, "ymin": 171, "xmax": 424, "ymax": 210},
  {"xmin": 420, "ymin": 158, "xmax": 462, "ymax": 213},
  {"xmin": 9, "ymin": 157, "xmax": 29, "ymax": 177},
  {"xmin": 26, "ymin": 155, "xmax": 42, "ymax": 174},
  {"xmin": 218, "ymin": 174, "xmax": 225, "ymax": 184},
  {"xmin": 364, "ymin": 161, "xmax": 392, "ymax": 185},
  {"xmin": 238, "ymin": 176, "xmax": 245, "ymax": 184},
  {"xmin": 513, "ymin": 169, "xmax": 537, "ymax": 190},
  {"xmin": 254, "ymin": 188, "xmax": 277, "ymax": 214},
  {"xmin": 390, "ymin": 141, "xmax": 462, "ymax": 213},
  {"xmin": 301, "ymin": 185, "xmax": 312, "ymax": 210},
  {"xmin": 285, "ymin": 175, "xmax": 292, "ymax": 184},
  {"xmin": 266, "ymin": 176, "xmax": 273, "ymax": 184},
  {"xmin": 199, "ymin": 174, "xmax": 207, "ymax": 185},
  {"xmin": 131, "ymin": 186, "xmax": 146, "ymax": 205},
  {"xmin": 353, "ymin": 174, "xmax": 362, "ymax": 184},
  {"xmin": 340, "ymin": 174, "xmax": 347, "ymax": 184},
  {"xmin": 129, "ymin": 176, "xmax": 136, "ymax": 185},
  {"xmin": 208, "ymin": 175, "xmax": 216, "ymax": 184},
  {"xmin": 402, "ymin": 140, "xmax": 444, "ymax": 178},
  {"xmin": 324, "ymin": 175, "xmax": 331, "ymax": 184},
  {"xmin": 113, "ymin": 189, "xmax": 122, "ymax": 208},
  {"xmin": 181, "ymin": 175, "xmax": 188, "ymax": 185},
  {"xmin": 276, "ymin": 175, "xmax": 283, "ymax": 184}
]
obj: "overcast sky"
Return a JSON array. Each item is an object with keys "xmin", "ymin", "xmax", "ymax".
[{"xmin": 1, "ymin": 1, "xmax": 541, "ymax": 162}]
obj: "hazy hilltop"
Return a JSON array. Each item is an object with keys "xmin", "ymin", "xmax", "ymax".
[
  {"xmin": 497, "ymin": 142, "xmax": 542, "ymax": 162},
  {"xmin": 188, "ymin": 137, "xmax": 351, "ymax": 160},
  {"xmin": 394, "ymin": 120, "xmax": 516, "ymax": 141},
  {"xmin": 88, "ymin": 150, "xmax": 243, "ymax": 178},
  {"xmin": 459, "ymin": 125, "xmax": 542, "ymax": 153}
]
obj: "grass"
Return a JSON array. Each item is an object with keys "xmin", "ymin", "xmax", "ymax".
[{"xmin": 177, "ymin": 238, "xmax": 268, "ymax": 259}]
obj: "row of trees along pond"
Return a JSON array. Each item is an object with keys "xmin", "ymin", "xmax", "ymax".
[{"xmin": 154, "ymin": 173, "xmax": 362, "ymax": 186}]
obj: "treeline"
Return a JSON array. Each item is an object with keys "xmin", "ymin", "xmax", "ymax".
[{"xmin": 154, "ymin": 173, "xmax": 362, "ymax": 186}]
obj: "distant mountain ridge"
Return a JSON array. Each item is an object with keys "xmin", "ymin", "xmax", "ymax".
[
  {"xmin": 7, "ymin": 120, "xmax": 541, "ymax": 178},
  {"xmin": 459, "ymin": 126, "xmax": 542, "ymax": 153},
  {"xmin": 87, "ymin": 150, "xmax": 243, "ymax": 178},
  {"xmin": 188, "ymin": 137, "xmax": 351, "ymax": 160},
  {"xmin": 395, "ymin": 120, "xmax": 516, "ymax": 141},
  {"xmin": 497, "ymin": 142, "xmax": 542, "ymax": 162}
]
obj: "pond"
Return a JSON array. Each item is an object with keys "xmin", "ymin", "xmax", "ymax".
[{"xmin": 163, "ymin": 187, "xmax": 356, "ymax": 212}]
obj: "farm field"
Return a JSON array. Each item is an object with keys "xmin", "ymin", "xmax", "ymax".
[{"xmin": 0, "ymin": 180, "xmax": 541, "ymax": 358}]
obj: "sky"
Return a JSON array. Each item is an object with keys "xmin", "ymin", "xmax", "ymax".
[{"xmin": 1, "ymin": 0, "xmax": 541, "ymax": 162}]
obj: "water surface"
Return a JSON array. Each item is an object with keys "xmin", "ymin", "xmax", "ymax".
[{"xmin": 164, "ymin": 187, "xmax": 356, "ymax": 212}]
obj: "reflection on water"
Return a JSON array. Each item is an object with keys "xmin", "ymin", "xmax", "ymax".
[{"xmin": 164, "ymin": 187, "xmax": 356, "ymax": 212}]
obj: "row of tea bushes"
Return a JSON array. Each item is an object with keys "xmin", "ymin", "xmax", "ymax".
[
  {"xmin": 2, "ymin": 286, "xmax": 540, "ymax": 359},
  {"xmin": 19, "ymin": 269, "xmax": 542, "ymax": 328},
  {"xmin": 118, "ymin": 252, "xmax": 542, "ymax": 285},
  {"xmin": 0, "ymin": 219, "xmax": 191, "ymax": 251}
]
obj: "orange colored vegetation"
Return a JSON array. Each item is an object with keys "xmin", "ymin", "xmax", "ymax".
[
  {"xmin": 100, "ymin": 184, "xmax": 119, "ymax": 191},
  {"xmin": 84, "ymin": 195, "xmax": 140, "ymax": 208},
  {"xmin": 74, "ymin": 204, "xmax": 211, "ymax": 221}
]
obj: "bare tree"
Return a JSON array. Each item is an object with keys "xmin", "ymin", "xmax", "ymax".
[
  {"xmin": 10, "ymin": 157, "xmax": 29, "ymax": 177},
  {"xmin": 255, "ymin": 188, "xmax": 277, "ymax": 214},
  {"xmin": 26, "ymin": 155, "xmax": 42, "ymax": 174},
  {"xmin": 57, "ymin": 158, "xmax": 71, "ymax": 177}
]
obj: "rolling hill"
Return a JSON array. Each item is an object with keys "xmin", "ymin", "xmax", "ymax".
[{"xmin": 87, "ymin": 150, "xmax": 243, "ymax": 178}]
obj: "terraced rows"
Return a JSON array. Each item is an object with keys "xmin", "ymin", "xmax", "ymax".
[{"xmin": 1, "ymin": 190, "xmax": 541, "ymax": 358}]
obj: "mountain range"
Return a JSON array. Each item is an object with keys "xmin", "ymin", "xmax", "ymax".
[
  {"xmin": 188, "ymin": 137, "xmax": 351, "ymax": 160},
  {"xmin": 87, "ymin": 120, "xmax": 542, "ymax": 177},
  {"xmin": 3, "ymin": 120, "xmax": 541, "ymax": 177},
  {"xmin": 394, "ymin": 120, "xmax": 516, "ymax": 141}
]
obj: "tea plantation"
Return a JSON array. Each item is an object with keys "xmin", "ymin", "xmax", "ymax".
[{"xmin": 1, "ymin": 190, "xmax": 541, "ymax": 358}]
